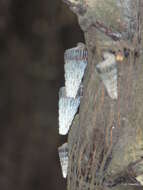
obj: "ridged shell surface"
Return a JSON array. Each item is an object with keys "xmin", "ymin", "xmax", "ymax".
[
  {"xmin": 58, "ymin": 87, "xmax": 80, "ymax": 135},
  {"xmin": 96, "ymin": 52, "xmax": 118, "ymax": 100},
  {"xmin": 58, "ymin": 143, "xmax": 68, "ymax": 178},
  {"xmin": 64, "ymin": 44, "xmax": 88, "ymax": 98}
]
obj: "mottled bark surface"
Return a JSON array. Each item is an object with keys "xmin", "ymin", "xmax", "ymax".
[{"xmin": 63, "ymin": 0, "xmax": 143, "ymax": 190}]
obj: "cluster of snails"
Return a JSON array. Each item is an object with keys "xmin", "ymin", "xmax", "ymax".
[
  {"xmin": 58, "ymin": 43, "xmax": 118, "ymax": 179},
  {"xmin": 58, "ymin": 43, "xmax": 88, "ymax": 178}
]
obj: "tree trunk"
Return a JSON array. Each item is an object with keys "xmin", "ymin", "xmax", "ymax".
[{"xmin": 62, "ymin": 0, "xmax": 143, "ymax": 190}]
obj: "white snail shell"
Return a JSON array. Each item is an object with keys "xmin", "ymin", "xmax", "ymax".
[
  {"xmin": 64, "ymin": 43, "xmax": 88, "ymax": 98},
  {"xmin": 58, "ymin": 143, "xmax": 68, "ymax": 178},
  {"xmin": 96, "ymin": 52, "xmax": 118, "ymax": 100},
  {"xmin": 58, "ymin": 87, "xmax": 80, "ymax": 135}
]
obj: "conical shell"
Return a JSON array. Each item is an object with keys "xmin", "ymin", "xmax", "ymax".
[
  {"xmin": 58, "ymin": 87, "xmax": 80, "ymax": 135},
  {"xmin": 64, "ymin": 43, "xmax": 88, "ymax": 98},
  {"xmin": 58, "ymin": 143, "xmax": 68, "ymax": 178},
  {"xmin": 96, "ymin": 52, "xmax": 118, "ymax": 100}
]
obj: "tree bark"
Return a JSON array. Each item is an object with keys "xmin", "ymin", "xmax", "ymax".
[{"xmin": 62, "ymin": 0, "xmax": 143, "ymax": 190}]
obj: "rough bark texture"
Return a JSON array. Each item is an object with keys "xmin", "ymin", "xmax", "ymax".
[{"xmin": 63, "ymin": 0, "xmax": 143, "ymax": 190}]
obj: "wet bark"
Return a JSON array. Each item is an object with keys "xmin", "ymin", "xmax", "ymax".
[{"xmin": 62, "ymin": 0, "xmax": 143, "ymax": 190}]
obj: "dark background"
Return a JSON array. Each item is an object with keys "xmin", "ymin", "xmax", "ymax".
[{"xmin": 0, "ymin": 0, "xmax": 84, "ymax": 189}]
